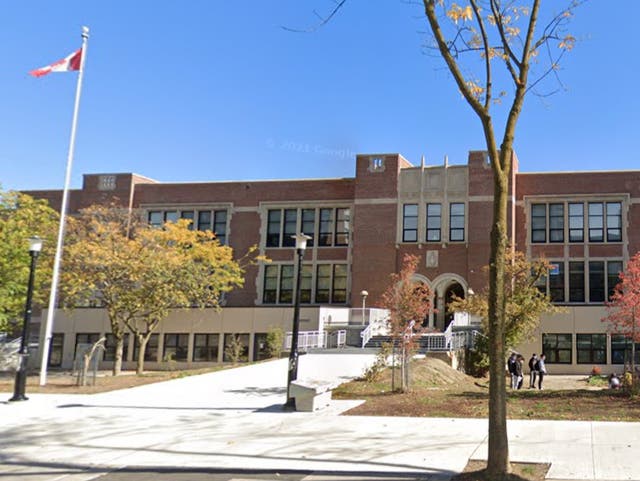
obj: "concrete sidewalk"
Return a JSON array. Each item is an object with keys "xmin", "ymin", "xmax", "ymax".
[{"xmin": 1, "ymin": 354, "xmax": 640, "ymax": 481}]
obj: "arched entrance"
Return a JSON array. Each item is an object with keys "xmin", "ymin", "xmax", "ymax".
[
  {"xmin": 444, "ymin": 282, "xmax": 465, "ymax": 331},
  {"xmin": 431, "ymin": 274, "xmax": 471, "ymax": 332}
]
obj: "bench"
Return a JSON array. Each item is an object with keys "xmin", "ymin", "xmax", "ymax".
[{"xmin": 289, "ymin": 379, "xmax": 334, "ymax": 412}]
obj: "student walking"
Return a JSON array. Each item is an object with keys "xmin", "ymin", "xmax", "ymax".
[
  {"xmin": 508, "ymin": 353, "xmax": 518, "ymax": 389},
  {"xmin": 528, "ymin": 353, "xmax": 538, "ymax": 388},
  {"xmin": 515, "ymin": 355, "xmax": 524, "ymax": 389},
  {"xmin": 536, "ymin": 354, "xmax": 547, "ymax": 389}
]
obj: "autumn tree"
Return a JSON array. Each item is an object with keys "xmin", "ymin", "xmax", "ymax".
[
  {"xmin": 62, "ymin": 205, "xmax": 248, "ymax": 375},
  {"xmin": 0, "ymin": 191, "xmax": 58, "ymax": 333},
  {"xmin": 603, "ymin": 252, "xmax": 640, "ymax": 378},
  {"xmin": 450, "ymin": 251, "xmax": 559, "ymax": 373},
  {"xmin": 379, "ymin": 254, "xmax": 432, "ymax": 392}
]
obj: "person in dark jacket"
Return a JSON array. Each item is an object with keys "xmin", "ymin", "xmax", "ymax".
[
  {"xmin": 536, "ymin": 354, "xmax": 548, "ymax": 389},
  {"xmin": 528, "ymin": 353, "xmax": 538, "ymax": 388},
  {"xmin": 515, "ymin": 355, "xmax": 525, "ymax": 389}
]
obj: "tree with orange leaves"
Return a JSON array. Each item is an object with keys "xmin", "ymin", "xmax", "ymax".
[{"xmin": 379, "ymin": 254, "xmax": 432, "ymax": 392}]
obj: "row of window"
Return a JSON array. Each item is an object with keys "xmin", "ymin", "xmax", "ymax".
[
  {"xmin": 263, "ymin": 263, "xmax": 348, "ymax": 304},
  {"xmin": 535, "ymin": 259, "xmax": 622, "ymax": 304},
  {"xmin": 542, "ymin": 333, "xmax": 640, "ymax": 365},
  {"xmin": 49, "ymin": 332, "xmax": 271, "ymax": 367},
  {"xmin": 531, "ymin": 201, "xmax": 622, "ymax": 244},
  {"xmin": 266, "ymin": 207, "xmax": 350, "ymax": 248},
  {"xmin": 402, "ymin": 203, "xmax": 465, "ymax": 243},
  {"xmin": 148, "ymin": 209, "xmax": 228, "ymax": 244}
]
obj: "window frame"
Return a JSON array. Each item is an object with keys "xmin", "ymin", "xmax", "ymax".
[
  {"xmin": 542, "ymin": 333, "xmax": 573, "ymax": 364},
  {"xmin": 576, "ymin": 333, "xmax": 607, "ymax": 364},
  {"xmin": 193, "ymin": 333, "xmax": 220, "ymax": 362},
  {"xmin": 163, "ymin": 333, "xmax": 189, "ymax": 362},
  {"xmin": 449, "ymin": 202, "xmax": 465, "ymax": 242},
  {"xmin": 402, "ymin": 204, "xmax": 419, "ymax": 243},
  {"xmin": 426, "ymin": 203, "xmax": 441, "ymax": 242}
]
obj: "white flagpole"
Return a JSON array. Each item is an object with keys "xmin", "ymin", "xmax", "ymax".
[{"xmin": 39, "ymin": 26, "xmax": 90, "ymax": 386}]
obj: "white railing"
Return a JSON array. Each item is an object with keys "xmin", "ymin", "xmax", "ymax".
[
  {"xmin": 284, "ymin": 330, "xmax": 327, "ymax": 351},
  {"xmin": 420, "ymin": 331, "xmax": 468, "ymax": 351},
  {"xmin": 335, "ymin": 330, "xmax": 347, "ymax": 348},
  {"xmin": 360, "ymin": 323, "xmax": 373, "ymax": 348}
]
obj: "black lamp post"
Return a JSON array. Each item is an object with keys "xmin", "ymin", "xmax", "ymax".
[
  {"xmin": 9, "ymin": 236, "xmax": 43, "ymax": 402},
  {"xmin": 284, "ymin": 232, "xmax": 311, "ymax": 409}
]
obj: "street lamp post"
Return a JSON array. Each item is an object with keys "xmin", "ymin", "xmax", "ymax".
[
  {"xmin": 284, "ymin": 233, "xmax": 311, "ymax": 409},
  {"xmin": 10, "ymin": 236, "xmax": 43, "ymax": 402},
  {"xmin": 360, "ymin": 290, "xmax": 368, "ymax": 325}
]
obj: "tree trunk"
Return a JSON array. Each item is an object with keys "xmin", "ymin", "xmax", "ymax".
[
  {"xmin": 136, "ymin": 335, "xmax": 148, "ymax": 375},
  {"xmin": 112, "ymin": 337, "xmax": 124, "ymax": 376},
  {"xmin": 486, "ymin": 166, "xmax": 511, "ymax": 478}
]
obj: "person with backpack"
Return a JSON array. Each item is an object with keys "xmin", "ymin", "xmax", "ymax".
[
  {"xmin": 536, "ymin": 353, "xmax": 548, "ymax": 389},
  {"xmin": 528, "ymin": 353, "xmax": 538, "ymax": 388}
]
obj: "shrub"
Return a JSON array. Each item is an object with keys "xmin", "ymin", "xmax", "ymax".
[
  {"xmin": 224, "ymin": 334, "xmax": 245, "ymax": 363},
  {"xmin": 265, "ymin": 326, "xmax": 285, "ymax": 358},
  {"xmin": 362, "ymin": 342, "xmax": 392, "ymax": 383}
]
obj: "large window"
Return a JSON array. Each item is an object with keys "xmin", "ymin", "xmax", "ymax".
[
  {"xmin": 542, "ymin": 333, "xmax": 572, "ymax": 364},
  {"xmin": 268, "ymin": 207, "xmax": 350, "ymax": 248},
  {"xmin": 569, "ymin": 261, "xmax": 585, "ymax": 302},
  {"xmin": 263, "ymin": 263, "xmax": 347, "ymax": 305},
  {"xmin": 426, "ymin": 203, "xmax": 441, "ymax": 242},
  {"xmin": 589, "ymin": 261, "xmax": 605, "ymax": 303},
  {"xmin": 48, "ymin": 333, "xmax": 64, "ymax": 367},
  {"xmin": 163, "ymin": 333, "xmax": 189, "ymax": 362},
  {"xmin": 568, "ymin": 203, "xmax": 584, "ymax": 242},
  {"xmin": 103, "ymin": 333, "xmax": 129, "ymax": 362},
  {"xmin": 74, "ymin": 333, "xmax": 100, "ymax": 359},
  {"xmin": 253, "ymin": 333, "xmax": 271, "ymax": 361},
  {"xmin": 531, "ymin": 204, "xmax": 547, "ymax": 243},
  {"xmin": 193, "ymin": 333, "xmax": 219, "ymax": 362},
  {"xmin": 549, "ymin": 203, "xmax": 564, "ymax": 242},
  {"xmin": 402, "ymin": 204, "xmax": 418, "ymax": 242},
  {"xmin": 148, "ymin": 209, "xmax": 228, "ymax": 243},
  {"xmin": 576, "ymin": 334, "xmax": 606, "ymax": 364},
  {"xmin": 611, "ymin": 335, "xmax": 640, "ymax": 365},
  {"xmin": 608, "ymin": 261, "xmax": 623, "ymax": 299},
  {"xmin": 133, "ymin": 334, "xmax": 159, "ymax": 362},
  {"xmin": 449, "ymin": 203, "xmax": 465, "ymax": 242}
]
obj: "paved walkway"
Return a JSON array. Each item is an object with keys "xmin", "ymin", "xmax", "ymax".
[{"xmin": 1, "ymin": 354, "xmax": 640, "ymax": 481}]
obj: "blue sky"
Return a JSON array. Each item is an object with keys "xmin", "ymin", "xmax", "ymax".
[{"xmin": 1, "ymin": 1, "xmax": 638, "ymax": 191}]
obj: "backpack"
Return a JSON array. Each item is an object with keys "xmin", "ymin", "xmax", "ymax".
[
  {"xmin": 534, "ymin": 360, "xmax": 541, "ymax": 371},
  {"xmin": 528, "ymin": 357, "xmax": 535, "ymax": 370}
]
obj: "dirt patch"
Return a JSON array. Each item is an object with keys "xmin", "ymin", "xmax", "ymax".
[
  {"xmin": 452, "ymin": 460, "xmax": 549, "ymax": 481},
  {"xmin": 333, "ymin": 357, "xmax": 640, "ymax": 422}
]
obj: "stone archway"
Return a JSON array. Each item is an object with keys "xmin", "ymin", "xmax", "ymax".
[{"xmin": 431, "ymin": 274, "xmax": 471, "ymax": 332}]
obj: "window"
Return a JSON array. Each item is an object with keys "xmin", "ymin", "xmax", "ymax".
[
  {"xmin": 181, "ymin": 210, "xmax": 195, "ymax": 230},
  {"xmin": 316, "ymin": 264, "xmax": 331, "ymax": 303},
  {"xmin": 569, "ymin": 261, "xmax": 585, "ymax": 302},
  {"xmin": 332, "ymin": 264, "xmax": 348, "ymax": 304},
  {"xmin": 282, "ymin": 209, "xmax": 297, "ymax": 247},
  {"xmin": 576, "ymin": 334, "xmax": 606, "ymax": 364},
  {"xmin": 253, "ymin": 333, "xmax": 271, "ymax": 361},
  {"xmin": 531, "ymin": 204, "xmax": 546, "ymax": 243},
  {"xmin": 213, "ymin": 210, "xmax": 227, "ymax": 244},
  {"xmin": 48, "ymin": 333, "xmax": 64, "ymax": 367},
  {"xmin": 103, "ymin": 333, "xmax": 129, "ymax": 362},
  {"xmin": 74, "ymin": 333, "xmax": 100, "ymax": 359},
  {"xmin": 607, "ymin": 261, "xmax": 623, "ymax": 300},
  {"xmin": 588, "ymin": 203, "xmax": 604, "ymax": 242},
  {"xmin": 301, "ymin": 209, "xmax": 315, "ymax": 247},
  {"xmin": 193, "ymin": 333, "xmax": 219, "ymax": 362},
  {"xmin": 542, "ymin": 333, "xmax": 572, "ymax": 364},
  {"xmin": 318, "ymin": 209, "xmax": 333, "ymax": 246},
  {"xmin": 223, "ymin": 333, "xmax": 249, "ymax": 362},
  {"xmin": 426, "ymin": 203, "xmax": 441, "ymax": 242},
  {"xmin": 449, "ymin": 203, "xmax": 465, "ymax": 241},
  {"xmin": 279, "ymin": 265, "xmax": 294, "ymax": 303},
  {"xmin": 164, "ymin": 211, "xmax": 179, "ymax": 223},
  {"xmin": 606, "ymin": 202, "xmax": 622, "ymax": 242},
  {"xmin": 335, "ymin": 208, "xmax": 350, "ymax": 246},
  {"xmin": 402, "ymin": 204, "xmax": 418, "ymax": 242},
  {"xmin": 263, "ymin": 265, "xmax": 278, "ymax": 304},
  {"xmin": 300, "ymin": 264, "xmax": 313, "ymax": 304},
  {"xmin": 163, "ymin": 333, "xmax": 189, "ymax": 362},
  {"xmin": 549, "ymin": 262, "xmax": 565, "ymax": 303},
  {"xmin": 549, "ymin": 203, "xmax": 564, "ymax": 242},
  {"xmin": 133, "ymin": 334, "xmax": 159, "ymax": 362},
  {"xmin": 568, "ymin": 203, "xmax": 584, "ymax": 242},
  {"xmin": 198, "ymin": 211, "xmax": 212, "ymax": 231},
  {"xmin": 589, "ymin": 261, "xmax": 605, "ymax": 303},
  {"xmin": 266, "ymin": 210, "xmax": 281, "ymax": 247},
  {"xmin": 148, "ymin": 211, "xmax": 163, "ymax": 228},
  {"xmin": 611, "ymin": 335, "xmax": 640, "ymax": 365}
]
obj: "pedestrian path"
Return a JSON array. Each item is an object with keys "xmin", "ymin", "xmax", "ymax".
[{"xmin": 1, "ymin": 354, "xmax": 640, "ymax": 481}]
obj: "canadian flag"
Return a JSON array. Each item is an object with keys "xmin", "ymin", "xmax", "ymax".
[{"xmin": 30, "ymin": 48, "xmax": 83, "ymax": 77}]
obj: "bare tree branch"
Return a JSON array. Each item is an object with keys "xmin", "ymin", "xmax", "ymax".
[{"xmin": 281, "ymin": 0, "xmax": 348, "ymax": 33}]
